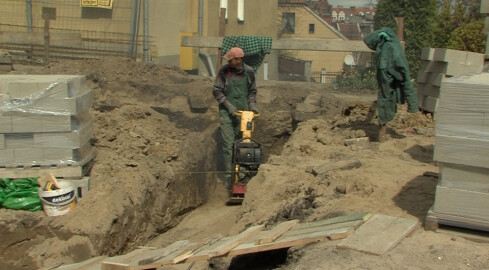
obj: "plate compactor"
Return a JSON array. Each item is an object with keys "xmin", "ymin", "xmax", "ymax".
[{"xmin": 228, "ymin": 110, "xmax": 263, "ymax": 204}]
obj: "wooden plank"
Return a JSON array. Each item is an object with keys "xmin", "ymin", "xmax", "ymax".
[
  {"xmin": 101, "ymin": 241, "xmax": 198, "ymax": 270},
  {"xmin": 101, "ymin": 247, "xmax": 156, "ymax": 270},
  {"xmin": 130, "ymin": 235, "xmax": 222, "ymax": 269},
  {"xmin": 181, "ymin": 36, "xmax": 372, "ymax": 52},
  {"xmin": 135, "ymin": 240, "xmax": 190, "ymax": 266},
  {"xmin": 255, "ymin": 220, "xmax": 299, "ymax": 245},
  {"xmin": 0, "ymin": 153, "xmax": 94, "ymax": 179},
  {"xmin": 0, "ymin": 32, "xmax": 82, "ymax": 47},
  {"xmin": 54, "ymin": 256, "xmax": 107, "ymax": 270},
  {"xmin": 184, "ymin": 224, "xmax": 265, "ymax": 262},
  {"xmin": 298, "ymin": 212, "xmax": 372, "ymax": 230},
  {"xmin": 286, "ymin": 219, "xmax": 363, "ymax": 239},
  {"xmin": 229, "ymin": 226, "xmax": 354, "ymax": 257},
  {"xmin": 337, "ymin": 214, "xmax": 418, "ymax": 255},
  {"xmin": 132, "ymin": 241, "xmax": 200, "ymax": 269}
]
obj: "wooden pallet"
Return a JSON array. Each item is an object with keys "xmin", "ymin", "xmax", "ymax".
[
  {"xmin": 425, "ymin": 207, "xmax": 489, "ymax": 243},
  {"xmin": 54, "ymin": 212, "xmax": 372, "ymax": 270},
  {"xmin": 0, "ymin": 157, "xmax": 94, "ymax": 179},
  {"xmin": 426, "ymin": 207, "xmax": 489, "ymax": 233}
]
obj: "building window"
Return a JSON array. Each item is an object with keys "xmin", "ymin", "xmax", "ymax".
[
  {"xmin": 309, "ymin": 24, "xmax": 315, "ymax": 34},
  {"xmin": 281, "ymin": 12, "xmax": 295, "ymax": 34},
  {"xmin": 332, "ymin": 11, "xmax": 337, "ymax": 22},
  {"xmin": 237, "ymin": 0, "xmax": 244, "ymax": 23},
  {"xmin": 339, "ymin": 11, "xmax": 345, "ymax": 21},
  {"xmin": 220, "ymin": 0, "xmax": 228, "ymax": 21}
]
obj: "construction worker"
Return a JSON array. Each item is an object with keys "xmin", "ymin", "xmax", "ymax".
[
  {"xmin": 363, "ymin": 27, "xmax": 418, "ymax": 142},
  {"xmin": 212, "ymin": 47, "xmax": 259, "ymax": 193}
]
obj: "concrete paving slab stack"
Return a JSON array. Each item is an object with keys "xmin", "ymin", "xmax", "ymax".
[
  {"xmin": 0, "ymin": 75, "xmax": 94, "ymax": 192},
  {"xmin": 417, "ymin": 48, "xmax": 484, "ymax": 115},
  {"xmin": 432, "ymin": 73, "xmax": 489, "ymax": 227}
]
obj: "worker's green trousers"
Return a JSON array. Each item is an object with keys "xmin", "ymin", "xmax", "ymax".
[{"xmin": 219, "ymin": 108, "xmax": 241, "ymax": 184}]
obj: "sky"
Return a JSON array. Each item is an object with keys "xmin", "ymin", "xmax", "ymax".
[{"xmin": 327, "ymin": 0, "xmax": 378, "ymax": 8}]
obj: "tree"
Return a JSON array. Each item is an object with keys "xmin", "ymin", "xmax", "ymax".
[
  {"xmin": 447, "ymin": 19, "xmax": 486, "ymax": 53},
  {"xmin": 432, "ymin": 0, "xmax": 452, "ymax": 48},
  {"xmin": 433, "ymin": 0, "xmax": 484, "ymax": 49},
  {"xmin": 374, "ymin": 0, "xmax": 438, "ymax": 76}
]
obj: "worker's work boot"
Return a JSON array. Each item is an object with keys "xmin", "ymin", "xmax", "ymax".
[{"xmin": 378, "ymin": 124, "xmax": 387, "ymax": 142}]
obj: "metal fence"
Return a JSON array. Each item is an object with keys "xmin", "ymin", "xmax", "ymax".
[
  {"xmin": 0, "ymin": 0, "xmax": 150, "ymax": 63},
  {"xmin": 310, "ymin": 70, "xmax": 341, "ymax": 84}
]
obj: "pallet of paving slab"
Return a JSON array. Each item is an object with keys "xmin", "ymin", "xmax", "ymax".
[{"xmin": 0, "ymin": 158, "xmax": 94, "ymax": 179}]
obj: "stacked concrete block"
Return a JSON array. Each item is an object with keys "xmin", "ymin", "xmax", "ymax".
[
  {"xmin": 0, "ymin": 75, "xmax": 94, "ymax": 168},
  {"xmin": 432, "ymin": 73, "xmax": 489, "ymax": 225},
  {"xmin": 417, "ymin": 48, "xmax": 484, "ymax": 114}
]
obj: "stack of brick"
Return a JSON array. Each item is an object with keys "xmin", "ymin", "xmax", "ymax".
[
  {"xmin": 0, "ymin": 75, "xmax": 94, "ymax": 171},
  {"xmin": 417, "ymin": 48, "xmax": 484, "ymax": 114},
  {"xmin": 432, "ymin": 73, "xmax": 489, "ymax": 227}
]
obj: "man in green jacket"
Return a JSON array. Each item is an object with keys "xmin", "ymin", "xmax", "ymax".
[
  {"xmin": 213, "ymin": 47, "xmax": 259, "ymax": 193},
  {"xmin": 363, "ymin": 27, "xmax": 418, "ymax": 142}
]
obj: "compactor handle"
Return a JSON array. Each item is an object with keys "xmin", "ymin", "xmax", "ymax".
[{"xmin": 234, "ymin": 110, "xmax": 260, "ymax": 118}]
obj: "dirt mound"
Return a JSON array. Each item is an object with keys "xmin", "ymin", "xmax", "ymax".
[{"xmin": 1, "ymin": 58, "xmax": 487, "ymax": 270}]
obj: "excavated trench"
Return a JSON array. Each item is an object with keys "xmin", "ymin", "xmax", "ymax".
[{"xmin": 0, "ymin": 60, "xmax": 352, "ymax": 270}]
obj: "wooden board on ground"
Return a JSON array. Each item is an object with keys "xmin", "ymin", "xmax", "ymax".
[
  {"xmin": 337, "ymin": 214, "xmax": 418, "ymax": 255},
  {"xmin": 100, "ymin": 241, "xmax": 193, "ymax": 270},
  {"xmin": 59, "ymin": 212, "xmax": 372, "ymax": 270},
  {"xmin": 228, "ymin": 212, "xmax": 372, "ymax": 257},
  {"xmin": 53, "ymin": 256, "xmax": 107, "ymax": 270},
  {"xmin": 255, "ymin": 219, "xmax": 299, "ymax": 245},
  {"xmin": 184, "ymin": 224, "xmax": 265, "ymax": 262}
]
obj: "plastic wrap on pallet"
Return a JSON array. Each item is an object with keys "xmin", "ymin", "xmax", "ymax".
[
  {"xmin": 4, "ymin": 118, "xmax": 93, "ymax": 149},
  {"xmin": 438, "ymin": 73, "xmax": 489, "ymax": 112},
  {"xmin": 438, "ymin": 162, "xmax": 489, "ymax": 193},
  {"xmin": 435, "ymin": 107, "xmax": 489, "ymax": 139},
  {"xmin": 434, "ymin": 73, "xmax": 489, "ymax": 169},
  {"xmin": 0, "ymin": 140, "xmax": 95, "ymax": 166},
  {"xmin": 0, "ymin": 75, "xmax": 92, "ymax": 115},
  {"xmin": 0, "ymin": 75, "xmax": 94, "ymax": 167}
]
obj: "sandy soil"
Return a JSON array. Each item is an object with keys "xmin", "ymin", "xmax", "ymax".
[{"xmin": 0, "ymin": 58, "xmax": 488, "ymax": 270}]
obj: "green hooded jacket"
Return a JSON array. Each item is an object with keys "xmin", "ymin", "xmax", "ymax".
[{"xmin": 363, "ymin": 27, "xmax": 418, "ymax": 125}]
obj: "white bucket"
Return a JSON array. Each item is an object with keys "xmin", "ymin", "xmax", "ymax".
[{"xmin": 38, "ymin": 181, "xmax": 77, "ymax": 216}]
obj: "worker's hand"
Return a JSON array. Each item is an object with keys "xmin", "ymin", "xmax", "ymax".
[
  {"xmin": 223, "ymin": 100, "xmax": 237, "ymax": 115},
  {"xmin": 249, "ymin": 104, "xmax": 260, "ymax": 114}
]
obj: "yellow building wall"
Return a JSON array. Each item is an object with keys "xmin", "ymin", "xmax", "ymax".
[
  {"xmin": 223, "ymin": 0, "xmax": 278, "ymax": 38},
  {"xmin": 278, "ymin": 5, "xmax": 350, "ymax": 73}
]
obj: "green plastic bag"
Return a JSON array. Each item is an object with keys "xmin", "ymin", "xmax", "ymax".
[{"xmin": 0, "ymin": 178, "xmax": 42, "ymax": 211}]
